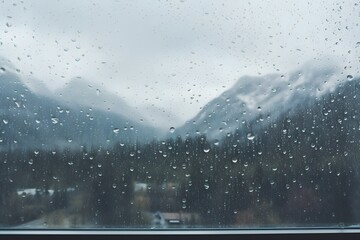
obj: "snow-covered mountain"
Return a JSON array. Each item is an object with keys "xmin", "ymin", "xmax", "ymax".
[{"xmin": 175, "ymin": 61, "xmax": 348, "ymax": 140}]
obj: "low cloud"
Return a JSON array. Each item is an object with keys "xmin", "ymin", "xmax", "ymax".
[{"xmin": 0, "ymin": 0, "xmax": 359, "ymax": 129}]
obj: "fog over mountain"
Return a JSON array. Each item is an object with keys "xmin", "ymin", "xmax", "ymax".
[
  {"xmin": 0, "ymin": 60, "xmax": 157, "ymax": 151},
  {"xmin": 54, "ymin": 77, "xmax": 146, "ymax": 124}
]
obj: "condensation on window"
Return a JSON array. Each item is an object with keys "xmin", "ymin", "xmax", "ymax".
[{"xmin": 0, "ymin": 0, "xmax": 359, "ymax": 228}]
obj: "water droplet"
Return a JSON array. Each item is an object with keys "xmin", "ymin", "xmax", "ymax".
[
  {"xmin": 51, "ymin": 117, "xmax": 59, "ymax": 124},
  {"xmin": 204, "ymin": 184, "xmax": 210, "ymax": 190},
  {"xmin": 2, "ymin": 119, "xmax": 9, "ymax": 124},
  {"xmin": 0, "ymin": 67, "xmax": 5, "ymax": 73},
  {"xmin": 203, "ymin": 147, "xmax": 210, "ymax": 153},
  {"xmin": 112, "ymin": 183, "xmax": 117, "ymax": 189},
  {"xmin": 347, "ymin": 75, "xmax": 353, "ymax": 81},
  {"xmin": 113, "ymin": 128, "xmax": 120, "ymax": 134},
  {"xmin": 247, "ymin": 133, "xmax": 255, "ymax": 141},
  {"xmin": 169, "ymin": 127, "xmax": 175, "ymax": 133},
  {"xmin": 248, "ymin": 186, "xmax": 254, "ymax": 193},
  {"xmin": 96, "ymin": 89, "xmax": 101, "ymax": 96},
  {"xmin": 232, "ymin": 158, "xmax": 238, "ymax": 164},
  {"xmin": 214, "ymin": 139, "xmax": 219, "ymax": 146},
  {"xmin": 68, "ymin": 161, "xmax": 74, "ymax": 166}
]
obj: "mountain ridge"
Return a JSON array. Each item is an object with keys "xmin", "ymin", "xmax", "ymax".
[{"xmin": 0, "ymin": 65, "xmax": 157, "ymax": 151}]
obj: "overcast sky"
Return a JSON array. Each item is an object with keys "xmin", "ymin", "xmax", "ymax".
[{"xmin": 0, "ymin": 0, "xmax": 359, "ymax": 128}]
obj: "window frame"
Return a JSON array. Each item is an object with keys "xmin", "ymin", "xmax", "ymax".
[{"xmin": 1, "ymin": 229, "xmax": 360, "ymax": 240}]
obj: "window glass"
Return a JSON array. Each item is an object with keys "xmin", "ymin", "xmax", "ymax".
[{"xmin": 0, "ymin": 0, "xmax": 359, "ymax": 229}]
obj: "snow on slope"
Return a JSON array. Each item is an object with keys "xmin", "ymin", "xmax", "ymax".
[{"xmin": 176, "ymin": 60, "xmax": 345, "ymax": 139}]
